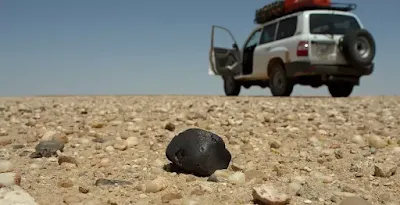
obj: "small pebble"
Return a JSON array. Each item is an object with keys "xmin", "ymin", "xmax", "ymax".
[
  {"xmin": 352, "ymin": 135, "xmax": 365, "ymax": 145},
  {"xmin": 95, "ymin": 178, "xmax": 132, "ymax": 186},
  {"xmin": 113, "ymin": 142, "xmax": 127, "ymax": 151},
  {"xmin": 145, "ymin": 176, "xmax": 168, "ymax": 193},
  {"xmin": 304, "ymin": 199, "xmax": 312, "ymax": 204},
  {"xmin": 165, "ymin": 122, "xmax": 176, "ymax": 131},
  {"xmin": 368, "ymin": 135, "xmax": 387, "ymax": 149},
  {"xmin": 63, "ymin": 195, "xmax": 81, "ymax": 204},
  {"xmin": 252, "ymin": 184, "xmax": 291, "ymax": 205},
  {"xmin": 58, "ymin": 179, "xmax": 74, "ymax": 188},
  {"xmin": 79, "ymin": 186, "xmax": 90, "ymax": 194},
  {"xmin": 0, "ymin": 160, "xmax": 13, "ymax": 173},
  {"xmin": 0, "ymin": 172, "xmax": 21, "ymax": 187},
  {"xmin": 100, "ymin": 158, "xmax": 110, "ymax": 167},
  {"xmin": 161, "ymin": 192, "xmax": 182, "ymax": 203},
  {"xmin": 231, "ymin": 163, "xmax": 245, "ymax": 171},
  {"xmin": 79, "ymin": 138, "xmax": 90, "ymax": 145},
  {"xmin": 374, "ymin": 164, "xmax": 397, "ymax": 178},
  {"xmin": 287, "ymin": 182, "xmax": 302, "ymax": 196},
  {"xmin": 269, "ymin": 140, "xmax": 282, "ymax": 149},
  {"xmin": 125, "ymin": 137, "xmax": 139, "ymax": 148},
  {"xmin": 227, "ymin": 172, "xmax": 246, "ymax": 185},
  {"xmin": 104, "ymin": 146, "xmax": 114, "ymax": 153},
  {"xmin": 58, "ymin": 155, "xmax": 78, "ymax": 166}
]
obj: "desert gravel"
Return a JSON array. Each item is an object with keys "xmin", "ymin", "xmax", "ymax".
[{"xmin": 0, "ymin": 95, "xmax": 399, "ymax": 205}]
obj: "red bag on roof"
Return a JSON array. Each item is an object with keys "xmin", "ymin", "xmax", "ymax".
[
  {"xmin": 254, "ymin": 0, "xmax": 332, "ymax": 24},
  {"xmin": 284, "ymin": 0, "xmax": 331, "ymax": 13}
]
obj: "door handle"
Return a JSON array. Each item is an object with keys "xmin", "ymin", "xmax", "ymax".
[{"xmin": 265, "ymin": 47, "xmax": 271, "ymax": 51}]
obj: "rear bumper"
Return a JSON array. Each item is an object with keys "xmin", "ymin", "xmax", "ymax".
[{"xmin": 285, "ymin": 61, "xmax": 374, "ymax": 77}]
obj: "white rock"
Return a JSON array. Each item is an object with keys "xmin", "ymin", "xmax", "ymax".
[
  {"xmin": 227, "ymin": 172, "xmax": 246, "ymax": 185},
  {"xmin": 145, "ymin": 176, "xmax": 168, "ymax": 193},
  {"xmin": 79, "ymin": 138, "xmax": 91, "ymax": 145},
  {"xmin": 287, "ymin": 182, "xmax": 302, "ymax": 195},
  {"xmin": 41, "ymin": 130, "xmax": 57, "ymax": 141},
  {"xmin": 368, "ymin": 135, "xmax": 387, "ymax": 149},
  {"xmin": 351, "ymin": 135, "xmax": 365, "ymax": 145},
  {"xmin": 125, "ymin": 137, "xmax": 139, "ymax": 148},
  {"xmin": 48, "ymin": 157, "xmax": 58, "ymax": 162},
  {"xmin": 304, "ymin": 199, "xmax": 313, "ymax": 204},
  {"xmin": 113, "ymin": 142, "xmax": 127, "ymax": 151},
  {"xmin": 252, "ymin": 184, "xmax": 291, "ymax": 205},
  {"xmin": 0, "ymin": 172, "xmax": 21, "ymax": 187},
  {"xmin": 0, "ymin": 160, "xmax": 13, "ymax": 173},
  {"xmin": 100, "ymin": 158, "xmax": 110, "ymax": 167},
  {"xmin": 104, "ymin": 146, "xmax": 114, "ymax": 153},
  {"xmin": 0, "ymin": 148, "xmax": 10, "ymax": 160},
  {"xmin": 110, "ymin": 120, "xmax": 123, "ymax": 126},
  {"xmin": 0, "ymin": 185, "xmax": 38, "ymax": 205}
]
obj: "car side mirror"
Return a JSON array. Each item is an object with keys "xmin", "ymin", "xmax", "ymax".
[{"xmin": 232, "ymin": 43, "xmax": 238, "ymax": 50}]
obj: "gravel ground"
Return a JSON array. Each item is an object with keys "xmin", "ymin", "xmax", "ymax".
[{"xmin": 0, "ymin": 96, "xmax": 399, "ymax": 205}]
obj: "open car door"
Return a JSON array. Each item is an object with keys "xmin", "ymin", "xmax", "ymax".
[{"xmin": 209, "ymin": 25, "xmax": 242, "ymax": 76}]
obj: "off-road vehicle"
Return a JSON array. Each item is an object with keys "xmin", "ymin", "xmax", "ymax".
[{"xmin": 208, "ymin": 0, "xmax": 376, "ymax": 97}]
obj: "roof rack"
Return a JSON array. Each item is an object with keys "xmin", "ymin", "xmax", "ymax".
[
  {"xmin": 254, "ymin": 1, "xmax": 357, "ymax": 24},
  {"xmin": 289, "ymin": 3, "xmax": 357, "ymax": 13}
]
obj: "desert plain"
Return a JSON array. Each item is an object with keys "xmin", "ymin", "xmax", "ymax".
[{"xmin": 0, "ymin": 95, "xmax": 399, "ymax": 205}]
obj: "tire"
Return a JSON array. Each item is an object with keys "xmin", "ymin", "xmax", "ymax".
[
  {"xmin": 341, "ymin": 29, "xmax": 376, "ymax": 68},
  {"xmin": 269, "ymin": 63, "xmax": 294, "ymax": 97},
  {"xmin": 223, "ymin": 76, "xmax": 241, "ymax": 96},
  {"xmin": 327, "ymin": 82, "xmax": 354, "ymax": 97}
]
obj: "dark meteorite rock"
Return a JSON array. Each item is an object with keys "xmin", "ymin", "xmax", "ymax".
[{"xmin": 165, "ymin": 128, "xmax": 231, "ymax": 177}]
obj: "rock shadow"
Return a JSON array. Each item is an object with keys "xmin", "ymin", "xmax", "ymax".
[{"xmin": 163, "ymin": 163, "xmax": 191, "ymax": 175}]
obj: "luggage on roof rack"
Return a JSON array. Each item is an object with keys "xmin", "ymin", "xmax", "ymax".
[
  {"xmin": 254, "ymin": 1, "xmax": 285, "ymax": 25},
  {"xmin": 285, "ymin": 0, "xmax": 331, "ymax": 13},
  {"xmin": 254, "ymin": 0, "xmax": 357, "ymax": 24}
]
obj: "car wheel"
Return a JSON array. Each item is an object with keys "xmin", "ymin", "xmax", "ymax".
[
  {"xmin": 269, "ymin": 63, "xmax": 294, "ymax": 96},
  {"xmin": 341, "ymin": 29, "xmax": 376, "ymax": 68},
  {"xmin": 327, "ymin": 82, "xmax": 354, "ymax": 97},
  {"xmin": 223, "ymin": 76, "xmax": 241, "ymax": 96}
]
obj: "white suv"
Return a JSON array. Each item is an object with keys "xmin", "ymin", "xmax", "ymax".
[{"xmin": 208, "ymin": 4, "xmax": 375, "ymax": 97}]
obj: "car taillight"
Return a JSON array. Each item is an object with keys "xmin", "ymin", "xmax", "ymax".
[{"xmin": 297, "ymin": 41, "xmax": 309, "ymax": 56}]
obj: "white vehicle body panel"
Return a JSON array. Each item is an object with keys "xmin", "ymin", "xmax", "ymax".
[{"xmin": 209, "ymin": 8, "xmax": 365, "ymax": 80}]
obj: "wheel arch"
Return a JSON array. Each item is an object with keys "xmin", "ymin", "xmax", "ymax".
[{"xmin": 267, "ymin": 57, "xmax": 285, "ymax": 78}]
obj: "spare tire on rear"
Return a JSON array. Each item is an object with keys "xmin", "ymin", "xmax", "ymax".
[{"xmin": 341, "ymin": 29, "xmax": 376, "ymax": 68}]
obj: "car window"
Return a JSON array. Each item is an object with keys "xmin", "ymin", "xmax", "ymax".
[
  {"xmin": 244, "ymin": 30, "xmax": 262, "ymax": 48},
  {"xmin": 276, "ymin": 16, "xmax": 297, "ymax": 40},
  {"xmin": 309, "ymin": 14, "xmax": 361, "ymax": 35},
  {"xmin": 260, "ymin": 23, "xmax": 277, "ymax": 44}
]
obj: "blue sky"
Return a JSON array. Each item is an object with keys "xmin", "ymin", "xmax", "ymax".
[{"xmin": 0, "ymin": 0, "xmax": 398, "ymax": 96}]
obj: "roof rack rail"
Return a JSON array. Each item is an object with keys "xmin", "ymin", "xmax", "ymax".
[
  {"xmin": 329, "ymin": 2, "xmax": 357, "ymax": 11},
  {"xmin": 284, "ymin": 3, "xmax": 357, "ymax": 14},
  {"xmin": 254, "ymin": 1, "xmax": 357, "ymax": 24}
]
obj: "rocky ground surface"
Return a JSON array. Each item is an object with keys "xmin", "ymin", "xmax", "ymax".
[{"xmin": 0, "ymin": 96, "xmax": 399, "ymax": 205}]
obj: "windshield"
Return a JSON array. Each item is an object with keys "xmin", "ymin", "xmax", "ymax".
[{"xmin": 309, "ymin": 13, "xmax": 361, "ymax": 35}]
